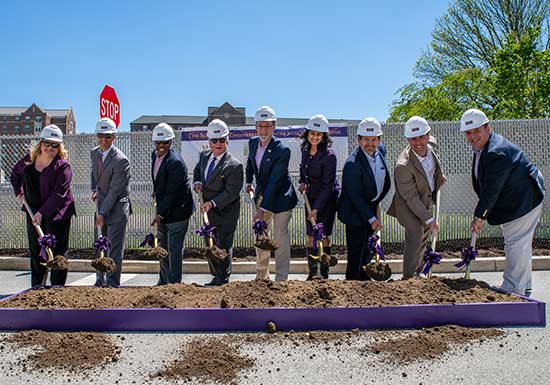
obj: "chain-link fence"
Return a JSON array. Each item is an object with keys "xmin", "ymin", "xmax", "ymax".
[{"xmin": 1, "ymin": 119, "xmax": 548, "ymax": 251}]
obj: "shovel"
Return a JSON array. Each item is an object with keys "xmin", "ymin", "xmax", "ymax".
[
  {"xmin": 196, "ymin": 195, "xmax": 227, "ymax": 261},
  {"xmin": 455, "ymin": 232, "xmax": 478, "ymax": 280},
  {"xmin": 248, "ymin": 190, "xmax": 279, "ymax": 251},
  {"xmin": 22, "ymin": 198, "xmax": 68, "ymax": 271},
  {"xmin": 302, "ymin": 191, "xmax": 337, "ymax": 267},
  {"xmin": 426, "ymin": 190, "xmax": 442, "ymax": 278},
  {"xmin": 363, "ymin": 230, "xmax": 392, "ymax": 281},
  {"xmin": 141, "ymin": 222, "xmax": 169, "ymax": 260},
  {"xmin": 91, "ymin": 202, "xmax": 116, "ymax": 275}
]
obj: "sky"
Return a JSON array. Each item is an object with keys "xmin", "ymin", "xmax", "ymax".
[{"xmin": 0, "ymin": 0, "xmax": 450, "ymax": 132}]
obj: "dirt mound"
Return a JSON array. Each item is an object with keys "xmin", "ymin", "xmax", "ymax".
[
  {"xmin": 0, "ymin": 277, "xmax": 523, "ymax": 310},
  {"xmin": 151, "ymin": 336, "xmax": 255, "ymax": 385},
  {"xmin": 3, "ymin": 330, "xmax": 120, "ymax": 371},
  {"xmin": 91, "ymin": 257, "xmax": 116, "ymax": 273}
]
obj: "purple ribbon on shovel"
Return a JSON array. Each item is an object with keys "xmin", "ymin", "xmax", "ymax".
[
  {"xmin": 417, "ymin": 246, "xmax": 441, "ymax": 275},
  {"xmin": 312, "ymin": 223, "xmax": 327, "ymax": 247},
  {"xmin": 455, "ymin": 245, "xmax": 478, "ymax": 269},
  {"xmin": 93, "ymin": 235, "xmax": 111, "ymax": 252},
  {"xmin": 367, "ymin": 234, "xmax": 385, "ymax": 261},
  {"xmin": 252, "ymin": 220, "xmax": 269, "ymax": 237},
  {"xmin": 140, "ymin": 233, "xmax": 155, "ymax": 248},
  {"xmin": 196, "ymin": 223, "xmax": 217, "ymax": 242},
  {"xmin": 38, "ymin": 234, "xmax": 56, "ymax": 262}
]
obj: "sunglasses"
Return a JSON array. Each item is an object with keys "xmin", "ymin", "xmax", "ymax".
[
  {"xmin": 97, "ymin": 134, "xmax": 114, "ymax": 139},
  {"xmin": 209, "ymin": 138, "xmax": 227, "ymax": 144},
  {"xmin": 42, "ymin": 142, "xmax": 60, "ymax": 148},
  {"xmin": 155, "ymin": 140, "xmax": 171, "ymax": 145}
]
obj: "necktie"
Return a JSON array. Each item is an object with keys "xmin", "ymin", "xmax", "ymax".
[
  {"xmin": 205, "ymin": 157, "xmax": 216, "ymax": 181},
  {"xmin": 97, "ymin": 151, "xmax": 103, "ymax": 174}
]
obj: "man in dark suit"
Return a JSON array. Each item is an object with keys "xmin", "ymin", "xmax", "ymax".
[
  {"xmin": 151, "ymin": 123, "xmax": 194, "ymax": 285},
  {"xmin": 338, "ymin": 118, "xmax": 391, "ymax": 280},
  {"xmin": 193, "ymin": 119, "xmax": 243, "ymax": 286},
  {"xmin": 245, "ymin": 106, "xmax": 298, "ymax": 281},
  {"xmin": 461, "ymin": 108, "xmax": 545, "ymax": 296},
  {"xmin": 91, "ymin": 117, "xmax": 131, "ymax": 287}
]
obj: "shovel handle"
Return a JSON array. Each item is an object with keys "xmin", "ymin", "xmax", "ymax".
[
  {"xmin": 22, "ymin": 197, "xmax": 53, "ymax": 262},
  {"xmin": 302, "ymin": 192, "xmax": 317, "ymax": 227},
  {"xmin": 153, "ymin": 222, "xmax": 159, "ymax": 248},
  {"xmin": 198, "ymin": 194, "xmax": 214, "ymax": 246},
  {"xmin": 465, "ymin": 231, "xmax": 477, "ymax": 280}
]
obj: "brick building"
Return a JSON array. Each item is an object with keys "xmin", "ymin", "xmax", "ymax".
[
  {"xmin": 0, "ymin": 103, "xmax": 76, "ymax": 136},
  {"xmin": 130, "ymin": 101, "xmax": 358, "ymax": 131}
]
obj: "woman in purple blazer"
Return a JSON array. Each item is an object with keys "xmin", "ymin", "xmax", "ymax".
[
  {"xmin": 10, "ymin": 125, "xmax": 75, "ymax": 287},
  {"xmin": 298, "ymin": 115, "xmax": 340, "ymax": 279}
]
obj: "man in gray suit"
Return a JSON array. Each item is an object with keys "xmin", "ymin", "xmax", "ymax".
[
  {"xmin": 91, "ymin": 117, "xmax": 131, "ymax": 287},
  {"xmin": 193, "ymin": 119, "xmax": 243, "ymax": 286},
  {"xmin": 388, "ymin": 116, "xmax": 446, "ymax": 279}
]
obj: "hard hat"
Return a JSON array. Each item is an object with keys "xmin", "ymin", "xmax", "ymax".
[
  {"xmin": 152, "ymin": 123, "xmax": 175, "ymax": 142},
  {"xmin": 40, "ymin": 124, "xmax": 63, "ymax": 143},
  {"xmin": 95, "ymin": 117, "xmax": 116, "ymax": 134},
  {"xmin": 404, "ymin": 116, "xmax": 431, "ymax": 138},
  {"xmin": 207, "ymin": 119, "xmax": 229, "ymax": 139},
  {"xmin": 254, "ymin": 106, "xmax": 276, "ymax": 122},
  {"xmin": 357, "ymin": 117, "xmax": 383, "ymax": 137},
  {"xmin": 460, "ymin": 108, "xmax": 489, "ymax": 132},
  {"xmin": 306, "ymin": 114, "xmax": 329, "ymax": 133}
]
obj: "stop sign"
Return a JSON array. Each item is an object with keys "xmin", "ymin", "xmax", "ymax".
[{"xmin": 99, "ymin": 84, "xmax": 120, "ymax": 128}]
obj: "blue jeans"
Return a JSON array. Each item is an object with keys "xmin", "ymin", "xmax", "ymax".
[{"xmin": 157, "ymin": 219, "xmax": 189, "ymax": 285}]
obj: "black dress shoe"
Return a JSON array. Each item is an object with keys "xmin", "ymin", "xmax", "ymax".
[{"xmin": 204, "ymin": 278, "xmax": 218, "ymax": 287}]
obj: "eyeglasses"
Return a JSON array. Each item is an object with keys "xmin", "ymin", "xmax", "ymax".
[
  {"xmin": 155, "ymin": 140, "xmax": 170, "ymax": 145},
  {"xmin": 42, "ymin": 142, "xmax": 60, "ymax": 149},
  {"xmin": 209, "ymin": 138, "xmax": 227, "ymax": 144},
  {"xmin": 97, "ymin": 134, "xmax": 114, "ymax": 139}
]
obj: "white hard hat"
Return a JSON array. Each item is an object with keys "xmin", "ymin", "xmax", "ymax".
[
  {"xmin": 207, "ymin": 119, "xmax": 229, "ymax": 139},
  {"xmin": 460, "ymin": 108, "xmax": 489, "ymax": 132},
  {"xmin": 254, "ymin": 106, "xmax": 276, "ymax": 122},
  {"xmin": 357, "ymin": 117, "xmax": 383, "ymax": 137},
  {"xmin": 404, "ymin": 116, "xmax": 431, "ymax": 138},
  {"xmin": 95, "ymin": 117, "xmax": 116, "ymax": 134},
  {"xmin": 40, "ymin": 124, "xmax": 63, "ymax": 143},
  {"xmin": 152, "ymin": 123, "xmax": 175, "ymax": 142},
  {"xmin": 306, "ymin": 114, "xmax": 329, "ymax": 133}
]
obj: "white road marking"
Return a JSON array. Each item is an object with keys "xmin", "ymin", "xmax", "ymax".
[{"xmin": 67, "ymin": 273, "xmax": 137, "ymax": 286}]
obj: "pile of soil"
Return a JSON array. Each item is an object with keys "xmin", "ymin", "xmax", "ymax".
[
  {"xmin": 143, "ymin": 246, "xmax": 168, "ymax": 260},
  {"xmin": 254, "ymin": 238, "xmax": 279, "ymax": 251},
  {"xmin": 91, "ymin": 256, "xmax": 116, "ymax": 273},
  {"xmin": 151, "ymin": 337, "xmax": 255, "ymax": 385},
  {"xmin": 2, "ymin": 330, "xmax": 121, "ymax": 371},
  {"xmin": 46, "ymin": 255, "xmax": 69, "ymax": 270},
  {"xmin": 0, "ymin": 277, "xmax": 524, "ymax": 310},
  {"xmin": 366, "ymin": 325, "xmax": 504, "ymax": 363},
  {"xmin": 205, "ymin": 245, "xmax": 227, "ymax": 261}
]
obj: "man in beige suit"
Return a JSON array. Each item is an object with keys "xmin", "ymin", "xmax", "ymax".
[{"xmin": 388, "ymin": 116, "xmax": 446, "ymax": 279}]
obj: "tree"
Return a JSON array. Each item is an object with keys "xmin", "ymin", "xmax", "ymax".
[{"xmin": 415, "ymin": 0, "xmax": 550, "ymax": 84}]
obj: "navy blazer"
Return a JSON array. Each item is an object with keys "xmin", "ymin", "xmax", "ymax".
[
  {"xmin": 338, "ymin": 144, "xmax": 391, "ymax": 226},
  {"xmin": 152, "ymin": 148, "xmax": 194, "ymax": 223},
  {"xmin": 299, "ymin": 147, "xmax": 340, "ymax": 211},
  {"xmin": 245, "ymin": 136, "xmax": 298, "ymax": 213},
  {"xmin": 473, "ymin": 132, "xmax": 544, "ymax": 225}
]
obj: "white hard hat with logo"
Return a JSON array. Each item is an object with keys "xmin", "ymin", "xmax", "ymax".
[
  {"xmin": 460, "ymin": 108, "xmax": 489, "ymax": 132},
  {"xmin": 306, "ymin": 114, "xmax": 329, "ymax": 133},
  {"xmin": 404, "ymin": 116, "xmax": 431, "ymax": 138},
  {"xmin": 357, "ymin": 117, "xmax": 383, "ymax": 137},
  {"xmin": 40, "ymin": 124, "xmax": 63, "ymax": 143},
  {"xmin": 95, "ymin": 117, "xmax": 117, "ymax": 134},
  {"xmin": 254, "ymin": 106, "xmax": 276, "ymax": 122},
  {"xmin": 152, "ymin": 123, "xmax": 175, "ymax": 142},
  {"xmin": 207, "ymin": 119, "xmax": 229, "ymax": 139}
]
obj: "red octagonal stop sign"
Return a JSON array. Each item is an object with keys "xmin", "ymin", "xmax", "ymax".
[{"xmin": 99, "ymin": 84, "xmax": 120, "ymax": 128}]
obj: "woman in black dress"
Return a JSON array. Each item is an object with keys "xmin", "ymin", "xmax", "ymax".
[{"xmin": 298, "ymin": 114, "xmax": 340, "ymax": 279}]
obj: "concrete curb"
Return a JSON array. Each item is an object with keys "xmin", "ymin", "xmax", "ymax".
[{"xmin": 2, "ymin": 256, "xmax": 550, "ymax": 274}]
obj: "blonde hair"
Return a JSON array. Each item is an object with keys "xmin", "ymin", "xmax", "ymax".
[{"xmin": 27, "ymin": 141, "xmax": 68, "ymax": 164}]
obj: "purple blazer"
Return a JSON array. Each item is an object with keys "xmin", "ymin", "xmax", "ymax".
[
  {"xmin": 11, "ymin": 154, "xmax": 76, "ymax": 222},
  {"xmin": 299, "ymin": 147, "xmax": 341, "ymax": 210}
]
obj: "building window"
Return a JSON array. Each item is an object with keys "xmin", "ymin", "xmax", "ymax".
[
  {"xmin": 24, "ymin": 125, "xmax": 31, "ymax": 131},
  {"xmin": 14, "ymin": 125, "xmax": 20, "ymax": 131},
  {"xmin": 2, "ymin": 125, "xmax": 7, "ymax": 131},
  {"xmin": 15, "ymin": 116, "xmax": 20, "ymax": 121},
  {"xmin": 142, "ymin": 125, "xmax": 148, "ymax": 130},
  {"xmin": 35, "ymin": 123, "xmax": 42, "ymax": 132},
  {"xmin": 35, "ymin": 116, "xmax": 42, "ymax": 123},
  {"xmin": 25, "ymin": 116, "xmax": 30, "ymax": 121},
  {"xmin": 1, "ymin": 117, "xmax": 6, "ymax": 121}
]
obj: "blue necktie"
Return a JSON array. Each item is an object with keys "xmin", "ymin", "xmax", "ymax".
[{"xmin": 205, "ymin": 158, "xmax": 216, "ymax": 181}]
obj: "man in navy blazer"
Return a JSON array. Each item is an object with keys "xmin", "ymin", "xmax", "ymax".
[
  {"xmin": 245, "ymin": 106, "xmax": 298, "ymax": 281},
  {"xmin": 151, "ymin": 123, "xmax": 194, "ymax": 285},
  {"xmin": 338, "ymin": 118, "xmax": 391, "ymax": 280},
  {"xmin": 461, "ymin": 108, "xmax": 545, "ymax": 296}
]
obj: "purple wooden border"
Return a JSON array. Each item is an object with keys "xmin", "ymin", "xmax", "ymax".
[{"xmin": 0, "ymin": 288, "xmax": 545, "ymax": 332}]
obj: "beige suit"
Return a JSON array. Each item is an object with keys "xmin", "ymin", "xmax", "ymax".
[{"xmin": 388, "ymin": 145, "xmax": 446, "ymax": 278}]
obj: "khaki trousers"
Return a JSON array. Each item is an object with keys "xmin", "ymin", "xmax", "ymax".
[{"xmin": 255, "ymin": 208, "xmax": 292, "ymax": 281}]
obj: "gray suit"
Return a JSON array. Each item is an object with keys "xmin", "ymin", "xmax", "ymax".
[
  {"xmin": 91, "ymin": 145, "xmax": 131, "ymax": 287},
  {"xmin": 193, "ymin": 150, "xmax": 243, "ymax": 284}
]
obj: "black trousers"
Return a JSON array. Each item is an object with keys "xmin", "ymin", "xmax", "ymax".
[
  {"xmin": 26, "ymin": 216, "xmax": 71, "ymax": 287},
  {"xmin": 345, "ymin": 224, "xmax": 374, "ymax": 280},
  {"xmin": 207, "ymin": 228, "xmax": 235, "ymax": 284}
]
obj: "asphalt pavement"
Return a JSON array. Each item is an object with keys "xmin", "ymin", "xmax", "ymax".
[{"xmin": 0, "ymin": 270, "xmax": 548, "ymax": 385}]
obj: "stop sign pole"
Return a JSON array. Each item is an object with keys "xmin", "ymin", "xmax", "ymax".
[{"xmin": 99, "ymin": 84, "xmax": 121, "ymax": 128}]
